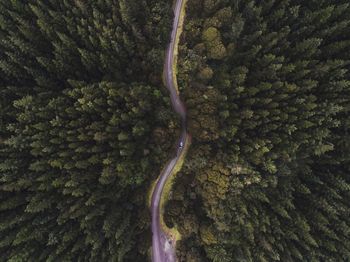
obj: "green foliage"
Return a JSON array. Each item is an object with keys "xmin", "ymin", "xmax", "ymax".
[
  {"xmin": 170, "ymin": 0, "xmax": 350, "ymax": 261},
  {"xmin": 202, "ymin": 27, "xmax": 227, "ymax": 59},
  {"xmin": 1, "ymin": 0, "xmax": 350, "ymax": 260},
  {"xmin": 0, "ymin": 0, "xmax": 175, "ymax": 261}
]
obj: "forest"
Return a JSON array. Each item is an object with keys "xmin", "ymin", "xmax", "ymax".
[
  {"xmin": 167, "ymin": 0, "xmax": 350, "ymax": 261},
  {"xmin": 0, "ymin": 0, "xmax": 177, "ymax": 261},
  {"xmin": 0, "ymin": 0, "xmax": 349, "ymax": 261}
]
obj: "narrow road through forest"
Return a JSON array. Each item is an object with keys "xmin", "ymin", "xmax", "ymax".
[{"xmin": 150, "ymin": 0, "xmax": 188, "ymax": 261}]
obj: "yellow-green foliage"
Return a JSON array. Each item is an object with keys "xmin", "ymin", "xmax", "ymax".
[
  {"xmin": 160, "ymin": 135, "xmax": 191, "ymax": 234},
  {"xmin": 171, "ymin": 0, "xmax": 188, "ymax": 93},
  {"xmin": 202, "ymin": 27, "xmax": 227, "ymax": 59},
  {"xmin": 200, "ymin": 225, "xmax": 217, "ymax": 245}
]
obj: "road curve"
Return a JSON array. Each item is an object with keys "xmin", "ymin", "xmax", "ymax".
[{"xmin": 151, "ymin": 0, "xmax": 188, "ymax": 261}]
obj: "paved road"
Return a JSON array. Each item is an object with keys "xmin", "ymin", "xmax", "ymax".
[{"xmin": 151, "ymin": 0, "xmax": 187, "ymax": 261}]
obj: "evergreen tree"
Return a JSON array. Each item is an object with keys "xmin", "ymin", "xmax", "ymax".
[{"xmin": 0, "ymin": 0, "xmax": 175, "ymax": 260}]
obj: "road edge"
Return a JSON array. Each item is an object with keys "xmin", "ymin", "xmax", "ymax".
[
  {"xmin": 171, "ymin": 0, "xmax": 187, "ymax": 94},
  {"xmin": 157, "ymin": 0, "xmax": 189, "ymax": 241},
  {"xmin": 159, "ymin": 134, "xmax": 191, "ymax": 242}
]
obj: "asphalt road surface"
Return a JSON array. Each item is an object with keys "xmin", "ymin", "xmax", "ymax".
[{"xmin": 151, "ymin": 0, "xmax": 188, "ymax": 261}]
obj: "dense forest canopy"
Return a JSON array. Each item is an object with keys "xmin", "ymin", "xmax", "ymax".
[
  {"xmin": 0, "ymin": 0, "xmax": 176, "ymax": 261},
  {"xmin": 0, "ymin": 0, "xmax": 349, "ymax": 261},
  {"xmin": 167, "ymin": 0, "xmax": 350, "ymax": 261}
]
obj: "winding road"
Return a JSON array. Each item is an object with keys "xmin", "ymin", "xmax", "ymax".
[{"xmin": 151, "ymin": 0, "xmax": 188, "ymax": 261}]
